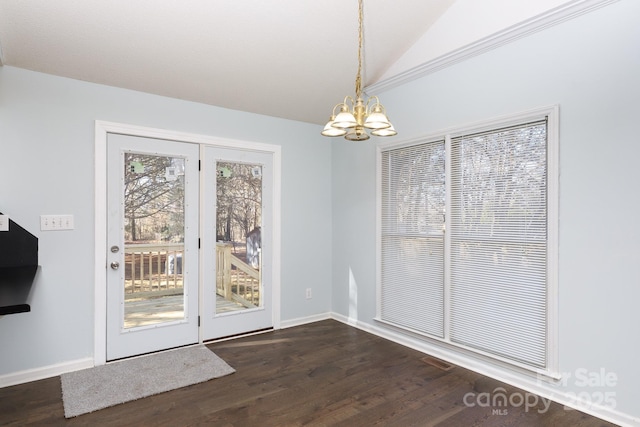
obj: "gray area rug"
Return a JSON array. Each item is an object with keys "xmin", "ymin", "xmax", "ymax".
[{"xmin": 60, "ymin": 345, "xmax": 235, "ymax": 418}]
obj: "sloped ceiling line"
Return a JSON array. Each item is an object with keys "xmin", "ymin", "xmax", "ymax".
[{"xmin": 366, "ymin": 0, "xmax": 619, "ymax": 95}]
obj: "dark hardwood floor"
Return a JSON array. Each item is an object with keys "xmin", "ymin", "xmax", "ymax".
[{"xmin": 0, "ymin": 320, "xmax": 616, "ymax": 426}]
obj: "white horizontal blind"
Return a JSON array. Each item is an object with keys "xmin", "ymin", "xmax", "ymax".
[
  {"xmin": 449, "ymin": 121, "xmax": 548, "ymax": 368},
  {"xmin": 380, "ymin": 141, "xmax": 445, "ymax": 337}
]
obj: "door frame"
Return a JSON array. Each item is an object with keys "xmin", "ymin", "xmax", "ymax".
[{"xmin": 94, "ymin": 120, "xmax": 281, "ymax": 366}]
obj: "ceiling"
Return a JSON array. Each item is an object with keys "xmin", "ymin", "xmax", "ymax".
[
  {"xmin": 0, "ymin": 0, "xmax": 461, "ymax": 125},
  {"xmin": 0, "ymin": 0, "xmax": 569, "ymax": 125}
]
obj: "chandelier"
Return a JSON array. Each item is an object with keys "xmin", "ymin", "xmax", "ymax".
[{"xmin": 321, "ymin": 0, "xmax": 397, "ymax": 141}]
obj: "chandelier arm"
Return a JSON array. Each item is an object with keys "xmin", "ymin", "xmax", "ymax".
[
  {"xmin": 342, "ymin": 95, "xmax": 355, "ymax": 107},
  {"xmin": 331, "ymin": 103, "xmax": 344, "ymax": 116},
  {"xmin": 365, "ymin": 95, "xmax": 382, "ymax": 112}
]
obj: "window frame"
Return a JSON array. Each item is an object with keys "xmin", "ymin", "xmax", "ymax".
[{"xmin": 376, "ymin": 105, "xmax": 559, "ymax": 378}]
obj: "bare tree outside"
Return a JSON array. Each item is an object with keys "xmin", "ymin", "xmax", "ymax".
[
  {"xmin": 123, "ymin": 156, "xmax": 263, "ymax": 248},
  {"xmin": 124, "ymin": 153, "xmax": 185, "ymax": 243},
  {"xmin": 119, "ymin": 154, "xmax": 266, "ymax": 325},
  {"xmin": 215, "ymin": 162, "xmax": 262, "ymax": 255},
  {"xmin": 451, "ymin": 124, "xmax": 547, "ymax": 241},
  {"xmin": 121, "ymin": 153, "xmax": 187, "ymax": 328},
  {"xmin": 215, "ymin": 161, "xmax": 264, "ymax": 311}
]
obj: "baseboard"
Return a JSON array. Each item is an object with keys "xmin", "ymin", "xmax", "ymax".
[
  {"xmin": 0, "ymin": 312, "xmax": 328, "ymax": 388},
  {"xmin": 0, "ymin": 357, "xmax": 94, "ymax": 388},
  {"xmin": 329, "ymin": 312, "xmax": 638, "ymax": 427},
  {"xmin": 4, "ymin": 316, "xmax": 636, "ymax": 426},
  {"xmin": 280, "ymin": 312, "xmax": 331, "ymax": 329}
]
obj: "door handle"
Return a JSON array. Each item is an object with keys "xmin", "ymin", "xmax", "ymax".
[{"xmin": 110, "ymin": 261, "xmax": 120, "ymax": 270}]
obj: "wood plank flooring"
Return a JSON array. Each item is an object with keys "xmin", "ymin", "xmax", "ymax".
[{"xmin": 0, "ymin": 320, "xmax": 616, "ymax": 426}]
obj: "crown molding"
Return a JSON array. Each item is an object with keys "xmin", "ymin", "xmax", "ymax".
[{"xmin": 366, "ymin": 0, "xmax": 619, "ymax": 95}]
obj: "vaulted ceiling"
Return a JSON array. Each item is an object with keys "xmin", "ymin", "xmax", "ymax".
[{"xmin": 0, "ymin": 0, "xmax": 575, "ymax": 125}]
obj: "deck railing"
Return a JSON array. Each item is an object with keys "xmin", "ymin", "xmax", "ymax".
[
  {"xmin": 124, "ymin": 242, "xmax": 260, "ymax": 308},
  {"xmin": 216, "ymin": 242, "xmax": 260, "ymax": 308},
  {"xmin": 124, "ymin": 243, "xmax": 184, "ymax": 295}
]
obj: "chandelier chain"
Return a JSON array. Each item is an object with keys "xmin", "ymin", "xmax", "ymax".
[
  {"xmin": 355, "ymin": 0, "xmax": 363, "ymax": 98},
  {"xmin": 320, "ymin": 0, "xmax": 396, "ymax": 140}
]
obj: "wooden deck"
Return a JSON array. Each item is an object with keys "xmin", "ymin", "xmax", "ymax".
[
  {"xmin": 121, "ymin": 242, "xmax": 261, "ymax": 329},
  {"xmin": 215, "ymin": 294, "xmax": 249, "ymax": 314},
  {"xmin": 124, "ymin": 294, "xmax": 184, "ymax": 329},
  {"xmin": 124, "ymin": 294, "xmax": 248, "ymax": 328}
]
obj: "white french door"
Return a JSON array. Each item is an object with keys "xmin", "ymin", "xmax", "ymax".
[
  {"xmin": 200, "ymin": 146, "xmax": 274, "ymax": 340},
  {"xmin": 106, "ymin": 133, "xmax": 199, "ymax": 361},
  {"xmin": 102, "ymin": 125, "xmax": 277, "ymax": 361}
]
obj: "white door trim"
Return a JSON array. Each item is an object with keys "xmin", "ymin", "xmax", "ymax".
[{"xmin": 94, "ymin": 120, "xmax": 282, "ymax": 366}]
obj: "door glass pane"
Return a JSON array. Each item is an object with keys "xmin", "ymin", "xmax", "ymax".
[
  {"xmin": 215, "ymin": 162, "xmax": 262, "ymax": 314},
  {"xmin": 123, "ymin": 153, "xmax": 186, "ymax": 328}
]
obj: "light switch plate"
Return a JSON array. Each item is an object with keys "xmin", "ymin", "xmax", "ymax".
[
  {"xmin": 41, "ymin": 214, "xmax": 74, "ymax": 231},
  {"xmin": 0, "ymin": 214, "xmax": 9, "ymax": 231}
]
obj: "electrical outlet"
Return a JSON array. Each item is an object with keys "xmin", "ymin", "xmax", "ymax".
[
  {"xmin": 41, "ymin": 215, "xmax": 75, "ymax": 231},
  {"xmin": 306, "ymin": 288, "xmax": 312, "ymax": 299},
  {"xmin": 0, "ymin": 214, "xmax": 9, "ymax": 231}
]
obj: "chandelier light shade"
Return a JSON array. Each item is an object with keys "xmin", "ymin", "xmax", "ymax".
[
  {"xmin": 321, "ymin": 116, "xmax": 347, "ymax": 137},
  {"xmin": 321, "ymin": 0, "xmax": 397, "ymax": 141}
]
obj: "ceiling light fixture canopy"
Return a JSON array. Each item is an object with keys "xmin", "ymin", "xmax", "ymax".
[{"xmin": 321, "ymin": 0, "xmax": 397, "ymax": 141}]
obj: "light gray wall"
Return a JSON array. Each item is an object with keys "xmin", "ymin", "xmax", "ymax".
[
  {"xmin": 2, "ymin": 0, "xmax": 639, "ymax": 422},
  {"xmin": 0, "ymin": 66, "xmax": 332, "ymax": 374},
  {"xmin": 332, "ymin": 0, "xmax": 640, "ymax": 421}
]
